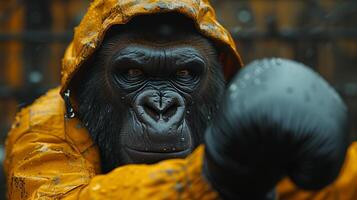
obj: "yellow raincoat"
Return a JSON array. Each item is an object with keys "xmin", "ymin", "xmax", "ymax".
[{"xmin": 4, "ymin": 0, "xmax": 357, "ymax": 199}]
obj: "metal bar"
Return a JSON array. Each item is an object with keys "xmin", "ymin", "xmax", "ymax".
[
  {"xmin": 231, "ymin": 28, "xmax": 357, "ymax": 40},
  {"xmin": 0, "ymin": 31, "xmax": 72, "ymax": 42}
]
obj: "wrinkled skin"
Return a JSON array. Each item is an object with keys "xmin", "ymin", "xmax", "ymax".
[{"xmin": 72, "ymin": 14, "xmax": 225, "ymax": 173}]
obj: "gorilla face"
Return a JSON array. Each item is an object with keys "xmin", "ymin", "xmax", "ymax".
[{"xmin": 72, "ymin": 14, "xmax": 225, "ymax": 173}]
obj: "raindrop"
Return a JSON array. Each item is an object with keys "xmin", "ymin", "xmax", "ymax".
[
  {"xmin": 174, "ymin": 182, "xmax": 184, "ymax": 193},
  {"xmin": 254, "ymin": 68, "xmax": 262, "ymax": 76},
  {"xmin": 180, "ymin": 137, "xmax": 185, "ymax": 142},
  {"xmin": 230, "ymin": 84, "xmax": 237, "ymax": 91},
  {"xmin": 92, "ymin": 184, "xmax": 101, "ymax": 191},
  {"xmin": 207, "ymin": 115, "xmax": 211, "ymax": 120},
  {"xmin": 28, "ymin": 71, "xmax": 43, "ymax": 83},
  {"xmin": 237, "ymin": 10, "xmax": 252, "ymax": 23},
  {"xmin": 186, "ymin": 110, "xmax": 190, "ymax": 114},
  {"xmin": 172, "ymin": 147, "xmax": 176, "ymax": 151},
  {"xmin": 163, "ymin": 148, "xmax": 167, "ymax": 151},
  {"xmin": 275, "ymin": 58, "xmax": 282, "ymax": 66}
]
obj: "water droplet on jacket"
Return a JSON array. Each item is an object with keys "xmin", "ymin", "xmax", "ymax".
[
  {"xmin": 92, "ymin": 184, "xmax": 101, "ymax": 191},
  {"xmin": 174, "ymin": 182, "xmax": 184, "ymax": 193}
]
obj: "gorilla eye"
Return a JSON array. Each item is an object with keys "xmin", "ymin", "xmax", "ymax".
[
  {"xmin": 127, "ymin": 69, "xmax": 143, "ymax": 77},
  {"xmin": 176, "ymin": 69, "xmax": 191, "ymax": 77}
]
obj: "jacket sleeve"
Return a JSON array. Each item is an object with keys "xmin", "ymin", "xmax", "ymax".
[
  {"xmin": 277, "ymin": 141, "xmax": 357, "ymax": 200},
  {"xmin": 5, "ymin": 128, "xmax": 217, "ymax": 199}
]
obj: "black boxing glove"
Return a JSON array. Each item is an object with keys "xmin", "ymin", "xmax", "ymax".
[{"xmin": 203, "ymin": 58, "xmax": 349, "ymax": 200}]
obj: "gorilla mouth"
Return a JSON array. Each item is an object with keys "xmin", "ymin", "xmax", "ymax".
[{"xmin": 125, "ymin": 147, "xmax": 192, "ymax": 164}]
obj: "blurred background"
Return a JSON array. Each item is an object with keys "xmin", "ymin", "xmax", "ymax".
[{"xmin": 0, "ymin": 0, "xmax": 356, "ymax": 198}]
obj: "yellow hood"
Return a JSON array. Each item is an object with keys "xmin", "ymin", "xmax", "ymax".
[{"xmin": 60, "ymin": 0, "xmax": 243, "ymax": 97}]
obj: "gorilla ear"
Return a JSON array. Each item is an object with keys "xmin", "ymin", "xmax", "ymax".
[
  {"xmin": 219, "ymin": 52, "xmax": 240, "ymax": 83},
  {"xmin": 65, "ymin": 54, "xmax": 98, "ymax": 115}
]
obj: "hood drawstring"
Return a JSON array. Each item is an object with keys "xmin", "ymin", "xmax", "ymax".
[{"xmin": 64, "ymin": 89, "xmax": 76, "ymax": 119}]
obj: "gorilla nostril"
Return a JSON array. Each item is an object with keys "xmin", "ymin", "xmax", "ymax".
[
  {"xmin": 162, "ymin": 105, "xmax": 178, "ymax": 121},
  {"xmin": 143, "ymin": 104, "xmax": 160, "ymax": 121},
  {"xmin": 142, "ymin": 101, "xmax": 180, "ymax": 121}
]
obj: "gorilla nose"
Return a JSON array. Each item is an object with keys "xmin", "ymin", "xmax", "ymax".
[
  {"xmin": 143, "ymin": 99, "xmax": 178, "ymax": 121},
  {"xmin": 134, "ymin": 90, "xmax": 185, "ymax": 133}
]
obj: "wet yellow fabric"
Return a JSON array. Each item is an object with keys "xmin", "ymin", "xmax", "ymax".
[
  {"xmin": 277, "ymin": 142, "xmax": 357, "ymax": 200},
  {"xmin": 4, "ymin": 88, "xmax": 217, "ymax": 199},
  {"xmin": 4, "ymin": 0, "xmax": 357, "ymax": 199}
]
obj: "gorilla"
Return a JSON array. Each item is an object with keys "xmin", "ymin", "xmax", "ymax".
[
  {"xmin": 4, "ymin": 5, "xmax": 350, "ymax": 199},
  {"xmin": 71, "ymin": 14, "xmax": 225, "ymax": 173},
  {"xmin": 66, "ymin": 13, "xmax": 349, "ymax": 199}
]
